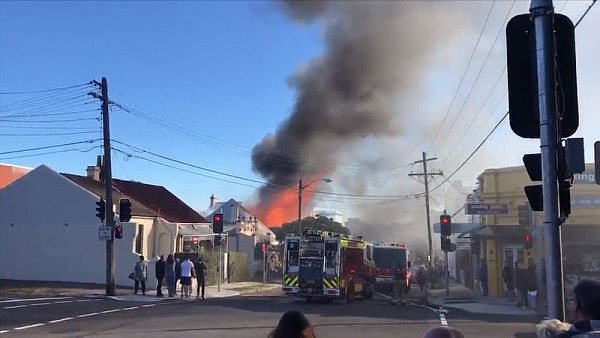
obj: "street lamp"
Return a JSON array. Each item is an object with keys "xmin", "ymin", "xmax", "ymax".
[{"xmin": 298, "ymin": 177, "xmax": 333, "ymax": 235}]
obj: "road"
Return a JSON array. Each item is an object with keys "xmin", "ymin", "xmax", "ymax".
[{"xmin": 0, "ymin": 289, "xmax": 539, "ymax": 337}]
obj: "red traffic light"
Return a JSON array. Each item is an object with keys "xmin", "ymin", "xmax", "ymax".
[
  {"xmin": 524, "ymin": 233, "xmax": 533, "ymax": 249},
  {"xmin": 441, "ymin": 216, "xmax": 450, "ymax": 224},
  {"xmin": 214, "ymin": 214, "xmax": 222, "ymax": 222},
  {"xmin": 524, "ymin": 233, "xmax": 532, "ymax": 242}
]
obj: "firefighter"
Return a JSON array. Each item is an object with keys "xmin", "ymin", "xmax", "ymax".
[{"xmin": 392, "ymin": 261, "xmax": 407, "ymax": 304}]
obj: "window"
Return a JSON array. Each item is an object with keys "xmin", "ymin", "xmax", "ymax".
[{"xmin": 135, "ymin": 224, "xmax": 144, "ymax": 255}]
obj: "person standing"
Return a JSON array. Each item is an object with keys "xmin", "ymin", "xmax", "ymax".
[
  {"xmin": 165, "ymin": 254, "xmax": 176, "ymax": 297},
  {"xmin": 393, "ymin": 261, "xmax": 407, "ymax": 304},
  {"xmin": 525, "ymin": 258, "xmax": 537, "ymax": 309},
  {"xmin": 175, "ymin": 258, "xmax": 182, "ymax": 296},
  {"xmin": 195, "ymin": 258, "xmax": 207, "ymax": 299},
  {"xmin": 134, "ymin": 255, "xmax": 148, "ymax": 295},
  {"xmin": 180, "ymin": 257, "xmax": 194, "ymax": 298},
  {"xmin": 478, "ymin": 259, "xmax": 488, "ymax": 297},
  {"xmin": 155, "ymin": 255, "xmax": 166, "ymax": 297},
  {"xmin": 502, "ymin": 260, "xmax": 514, "ymax": 298},
  {"xmin": 417, "ymin": 265, "xmax": 427, "ymax": 291}
]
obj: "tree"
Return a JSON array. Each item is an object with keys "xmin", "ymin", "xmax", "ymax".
[{"xmin": 270, "ymin": 216, "xmax": 350, "ymax": 241}]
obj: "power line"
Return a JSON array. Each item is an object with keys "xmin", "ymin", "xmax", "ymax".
[
  {"xmin": 0, "ymin": 117, "xmax": 100, "ymax": 123},
  {"xmin": 0, "ymin": 145, "xmax": 103, "ymax": 161},
  {"xmin": 0, "ymin": 82, "xmax": 92, "ymax": 95},
  {"xmin": 0, "ymin": 131, "xmax": 101, "ymax": 136},
  {"xmin": 427, "ymin": 0, "xmax": 496, "ymax": 152},
  {"xmin": 574, "ymin": 0, "xmax": 597, "ymax": 27},
  {"xmin": 0, "ymin": 139, "xmax": 102, "ymax": 155}
]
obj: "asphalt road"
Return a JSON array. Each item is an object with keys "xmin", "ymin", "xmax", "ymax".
[{"xmin": 0, "ymin": 289, "xmax": 540, "ymax": 337}]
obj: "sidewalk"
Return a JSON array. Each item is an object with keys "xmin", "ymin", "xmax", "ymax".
[
  {"xmin": 107, "ymin": 282, "xmax": 280, "ymax": 302},
  {"xmin": 425, "ymin": 284, "xmax": 537, "ymax": 316}
]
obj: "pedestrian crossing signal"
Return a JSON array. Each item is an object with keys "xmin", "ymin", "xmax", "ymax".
[
  {"xmin": 115, "ymin": 225, "xmax": 123, "ymax": 239},
  {"xmin": 96, "ymin": 199, "xmax": 105, "ymax": 222}
]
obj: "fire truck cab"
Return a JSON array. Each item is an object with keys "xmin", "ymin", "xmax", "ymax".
[
  {"xmin": 282, "ymin": 229, "xmax": 376, "ymax": 302},
  {"xmin": 373, "ymin": 243, "xmax": 411, "ymax": 289}
]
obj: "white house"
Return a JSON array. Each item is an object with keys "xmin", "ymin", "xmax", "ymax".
[{"xmin": 0, "ymin": 164, "xmax": 209, "ymax": 288}]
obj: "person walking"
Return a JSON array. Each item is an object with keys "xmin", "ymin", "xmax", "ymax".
[
  {"xmin": 165, "ymin": 254, "xmax": 176, "ymax": 297},
  {"xmin": 155, "ymin": 255, "xmax": 165, "ymax": 297},
  {"xmin": 417, "ymin": 265, "xmax": 428, "ymax": 291},
  {"xmin": 478, "ymin": 259, "xmax": 488, "ymax": 297},
  {"xmin": 175, "ymin": 258, "xmax": 182, "ymax": 296},
  {"xmin": 180, "ymin": 257, "xmax": 194, "ymax": 298},
  {"xmin": 502, "ymin": 260, "xmax": 514, "ymax": 298},
  {"xmin": 134, "ymin": 255, "xmax": 148, "ymax": 295},
  {"xmin": 525, "ymin": 258, "xmax": 537, "ymax": 309},
  {"xmin": 195, "ymin": 258, "xmax": 207, "ymax": 300},
  {"xmin": 392, "ymin": 261, "xmax": 407, "ymax": 304}
]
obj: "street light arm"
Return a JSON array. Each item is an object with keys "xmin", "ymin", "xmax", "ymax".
[{"xmin": 301, "ymin": 177, "xmax": 333, "ymax": 190}]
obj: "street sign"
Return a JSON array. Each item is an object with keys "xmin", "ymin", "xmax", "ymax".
[
  {"xmin": 433, "ymin": 222, "xmax": 479, "ymax": 234},
  {"xmin": 465, "ymin": 203, "xmax": 509, "ymax": 215},
  {"xmin": 99, "ymin": 226, "xmax": 112, "ymax": 241},
  {"xmin": 192, "ymin": 236, "xmax": 199, "ymax": 244}
]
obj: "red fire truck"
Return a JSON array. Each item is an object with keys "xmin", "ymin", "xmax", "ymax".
[
  {"xmin": 282, "ymin": 230, "xmax": 376, "ymax": 302},
  {"xmin": 373, "ymin": 244, "xmax": 411, "ymax": 289}
]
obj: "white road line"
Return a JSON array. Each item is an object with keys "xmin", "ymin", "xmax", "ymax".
[
  {"xmin": 439, "ymin": 307, "xmax": 449, "ymax": 327},
  {"xmin": 0, "ymin": 330, "xmax": 10, "ymax": 334},
  {"xmin": 14, "ymin": 323, "xmax": 45, "ymax": 330},
  {"xmin": 0, "ymin": 297, "xmax": 71, "ymax": 304},
  {"xmin": 3, "ymin": 304, "xmax": 28, "ymax": 309},
  {"xmin": 48, "ymin": 317, "xmax": 74, "ymax": 324},
  {"xmin": 30, "ymin": 302, "xmax": 52, "ymax": 306},
  {"xmin": 76, "ymin": 312, "xmax": 99, "ymax": 318},
  {"xmin": 120, "ymin": 306, "xmax": 139, "ymax": 311},
  {"xmin": 75, "ymin": 299, "xmax": 94, "ymax": 302},
  {"xmin": 100, "ymin": 309, "xmax": 121, "ymax": 314},
  {"xmin": 141, "ymin": 304, "xmax": 156, "ymax": 308},
  {"xmin": 52, "ymin": 300, "xmax": 73, "ymax": 304}
]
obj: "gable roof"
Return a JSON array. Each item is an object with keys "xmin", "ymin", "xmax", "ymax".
[{"xmin": 62, "ymin": 174, "xmax": 207, "ymax": 223}]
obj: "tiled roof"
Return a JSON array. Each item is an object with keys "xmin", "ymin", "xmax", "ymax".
[{"xmin": 62, "ymin": 174, "xmax": 207, "ymax": 223}]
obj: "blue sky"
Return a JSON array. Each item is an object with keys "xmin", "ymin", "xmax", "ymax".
[
  {"xmin": 0, "ymin": 1, "xmax": 323, "ymax": 211},
  {"xmin": 1, "ymin": 1, "xmax": 599, "ymax": 221}
]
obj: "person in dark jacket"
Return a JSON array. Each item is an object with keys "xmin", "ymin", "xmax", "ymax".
[
  {"xmin": 155, "ymin": 255, "xmax": 166, "ymax": 297},
  {"xmin": 478, "ymin": 259, "xmax": 488, "ymax": 296},
  {"xmin": 175, "ymin": 258, "xmax": 182, "ymax": 296},
  {"xmin": 503, "ymin": 260, "xmax": 514, "ymax": 298},
  {"xmin": 195, "ymin": 258, "xmax": 206, "ymax": 300},
  {"xmin": 165, "ymin": 254, "xmax": 176, "ymax": 297}
]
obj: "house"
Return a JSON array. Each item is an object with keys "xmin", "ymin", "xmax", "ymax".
[
  {"xmin": 0, "ymin": 164, "xmax": 209, "ymax": 287},
  {"xmin": 0, "ymin": 163, "xmax": 31, "ymax": 188}
]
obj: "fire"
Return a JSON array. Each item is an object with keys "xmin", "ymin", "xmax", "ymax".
[{"xmin": 252, "ymin": 184, "xmax": 317, "ymax": 227}]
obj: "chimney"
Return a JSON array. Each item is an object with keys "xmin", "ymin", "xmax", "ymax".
[
  {"xmin": 210, "ymin": 194, "xmax": 216, "ymax": 208},
  {"xmin": 87, "ymin": 165, "xmax": 101, "ymax": 181}
]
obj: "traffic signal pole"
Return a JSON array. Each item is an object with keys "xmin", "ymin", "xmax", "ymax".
[{"xmin": 531, "ymin": 0, "xmax": 565, "ymax": 320}]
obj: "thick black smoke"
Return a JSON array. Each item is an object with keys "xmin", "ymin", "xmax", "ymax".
[{"xmin": 252, "ymin": 1, "xmax": 462, "ymax": 204}]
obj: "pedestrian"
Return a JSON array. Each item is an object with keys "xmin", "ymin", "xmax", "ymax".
[
  {"xmin": 175, "ymin": 258, "xmax": 182, "ymax": 296},
  {"xmin": 535, "ymin": 280, "xmax": 600, "ymax": 337},
  {"xmin": 526, "ymin": 258, "xmax": 537, "ymax": 309},
  {"xmin": 155, "ymin": 255, "xmax": 165, "ymax": 297},
  {"xmin": 393, "ymin": 261, "xmax": 407, "ymax": 304},
  {"xmin": 134, "ymin": 255, "xmax": 148, "ymax": 295},
  {"xmin": 268, "ymin": 310, "xmax": 315, "ymax": 338},
  {"xmin": 165, "ymin": 254, "xmax": 176, "ymax": 297},
  {"xmin": 195, "ymin": 257, "xmax": 206, "ymax": 300},
  {"xmin": 478, "ymin": 259, "xmax": 488, "ymax": 297},
  {"xmin": 180, "ymin": 257, "xmax": 194, "ymax": 298},
  {"xmin": 422, "ymin": 327, "xmax": 464, "ymax": 338},
  {"xmin": 503, "ymin": 260, "xmax": 515, "ymax": 298},
  {"xmin": 417, "ymin": 265, "xmax": 428, "ymax": 291}
]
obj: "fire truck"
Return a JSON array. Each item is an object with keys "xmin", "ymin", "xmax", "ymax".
[
  {"xmin": 281, "ymin": 229, "xmax": 376, "ymax": 302},
  {"xmin": 373, "ymin": 244, "xmax": 411, "ymax": 289}
]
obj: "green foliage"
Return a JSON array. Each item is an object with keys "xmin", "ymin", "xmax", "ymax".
[
  {"xmin": 270, "ymin": 216, "xmax": 350, "ymax": 241},
  {"xmin": 227, "ymin": 252, "xmax": 249, "ymax": 283}
]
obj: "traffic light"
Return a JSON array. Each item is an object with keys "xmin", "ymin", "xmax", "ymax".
[
  {"xmin": 441, "ymin": 237, "xmax": 451, "ymax": 252},
  {"xmin": 96, "ymin": 199, "xmax": 105, "ymax": 222},
  {"xmin": 506, "ymin": 13, "xmax": 578, "ymax": 138},
  {"xmin": 119, "ymin": 198, "xmax": 132, "ymax": 222},
  {"xmin": 214, "ymin": 235, "xmax": 222, "ymax": 246},
  {"xmin": 440, "ymin": 214, "xmax": 452, "ymax": 236},
  {"xmin": 114, "ymin": 225, "xmax": 123, "ymax": 239},
  {"xmin": 213, "ymin": 213, "xmax": 223, "ymax": 233},
  {"xmin": 524, "ymin": 233, "xmax": 533, "ymax": 250}
]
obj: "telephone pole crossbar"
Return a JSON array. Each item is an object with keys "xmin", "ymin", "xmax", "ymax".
[{"xmin": 409, "ymin": 151, "xmax": 443, "ymax": 268}]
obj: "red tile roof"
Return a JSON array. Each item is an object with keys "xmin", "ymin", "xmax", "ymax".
[{"xmin": 0, "ymin": 164, "xmax": 31, "ymax": 189}]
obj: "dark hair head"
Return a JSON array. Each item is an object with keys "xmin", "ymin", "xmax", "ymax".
[
  {"xmin": 140, "ymin": 256, "xmax": 144, "ymax": 261},
  {"xmin": 573, "ymin": 280, "xmax": 600, "ymax": 320},
  {"xmin": 423, "ymin": 327, "xmax": 464, "ymax": 338},
  {"xmin": 166, "ymin": 254, "xmax": 174, "ymax": 264},
  {"xmin": 271, "ymin": 311, "xmax": 312, "ymax": 338}
]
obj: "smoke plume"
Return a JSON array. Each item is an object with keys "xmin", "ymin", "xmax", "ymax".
[{"xmin": 252, "ymin": 1, "xmax": 466, "ymax": 226}]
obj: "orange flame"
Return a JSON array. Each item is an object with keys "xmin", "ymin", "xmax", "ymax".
[{"xmin": 252, "ymin": 181, "xmax": 317, "ymax": 227}]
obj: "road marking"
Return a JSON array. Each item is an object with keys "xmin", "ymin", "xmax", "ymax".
[
  {"xmin": 48, "ymin": 317, "xmax": 74, "ymax": 324},
  {"xmin": 76, "ymin": 312, "xmax": 99, "ymax": 318},
  {"xmin": 76, "ymin": 299, "xmax": 94, "ymax": 302},
  {"xmin": 0, "ymin": 297, "xmax": 71, "ymax": 303},
  {"xmin": 3, "ymin": 304, "xmax": 28, "ymax": 309},
  {"xmin": 14, "ymin": 323, "xmax": 44, "ymax": 330},
  {"xmin": 53, "ymin": 300, "xmax": 73, "ymax": 304},
  {"xmin": 439, "ymin": 307, "xmax": 448, "ymax": 327},
  {"xmin": 141, "ymin": 304, "xmax": 156, "ymax": 308},
  {"xmin": 0, "ymin": 330, "xmax": 9, "ymax": 334},
  {"xmin": 120, "ymin": 306, "xmax": 139, "ymax": 311},
  {"xmin": 30, "ymin": 302, "xmax": 52, "ymax": 306},
  {"xmin": 100, "ymin": 309, "xmax": 121, "ymax": 314}
]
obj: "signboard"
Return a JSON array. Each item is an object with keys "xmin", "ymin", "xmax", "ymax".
[
  {"xmin": 191, "ymin": 236, "xmax": 199, "ymax": 244},
  {"xmin": 99, "ymin": 226, "xmax": 112, "ymax": 241},
  {"xmin": 572, "ymin": 197, "xmax": 600, "ymax": 209},
  {"xmin": 465, "ymin": 203, "xmax": 509, "ymax": 215},
  {"xmin": 573, "ymin": 172, "xmax": 596, "ymax": 185},
  {"xmin": 433, "ymin": 222, "xmax": 479, "ymax": 234}
]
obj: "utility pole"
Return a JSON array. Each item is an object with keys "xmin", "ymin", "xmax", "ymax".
[
  {"xmin": 298, "ymin": 179, "xmax": 302, "ymax": 235},
  {"xmin": 531, "ymin": 0, "xmax": 564, "ymax": 320},
  {"xmin": 409, "ymin": 152, "xmax": 443, "ymax": 268},
  {"xmin": 91, "ymin": 78, "xmax": 115, "ymax": 296}
]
